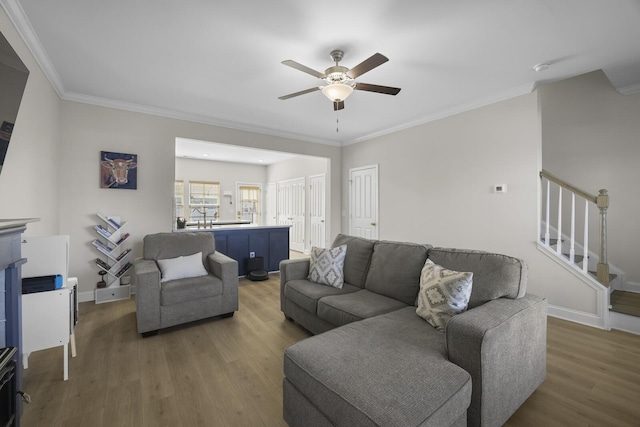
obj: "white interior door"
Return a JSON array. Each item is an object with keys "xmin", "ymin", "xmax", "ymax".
[
  {"xmin": 278, "ymin": 177, "xmax": 305, "ymax": 252},
  {"xmin": 309, "ymin": 174, "xmax": 326, "ymax": 249},
  {"xmin": 349, "ymin": 165, "xmax": 378, "ymax": 239},
  {"xmin": 266, "ymin": 182, "xmax": 276, "ymax": 225}
]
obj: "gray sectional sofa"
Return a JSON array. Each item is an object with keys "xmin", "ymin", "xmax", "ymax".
[{"xmin": 280, "ymin": 234, "xmax": 547, "ymax": 427}]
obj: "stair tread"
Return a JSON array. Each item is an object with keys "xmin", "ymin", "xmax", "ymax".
[
  {"xmin": 540, "ymin": 238, "xmax": 563, "ymax": 246},
  {"xmin": 610, "ymin": 290, "xmax": 640, "ymax": 317},
  {"xmin": 588, "ymin": 271, "xmax": 617, "ymax": 283},
  {"xmin": 562, "ymin": 253, "xmax": 587, "ymax": 263}
]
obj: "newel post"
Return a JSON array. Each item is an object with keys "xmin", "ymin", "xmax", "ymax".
[{"xmin": 596, "ymin": 189, "xmax": 610, "ymax": 286}]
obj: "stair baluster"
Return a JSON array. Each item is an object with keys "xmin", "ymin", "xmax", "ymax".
[
  {"xmin": 539, "ymin": 170, "xmax": 609, "ymax": 287},
  {"xmin": 583, "ymin": 199, "xmax": 589, "ymax": 275}
]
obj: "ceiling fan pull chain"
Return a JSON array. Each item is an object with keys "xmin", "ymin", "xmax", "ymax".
[{"xmin": 336, "ymin": 113, "xmax": 339, "ymax": 133}]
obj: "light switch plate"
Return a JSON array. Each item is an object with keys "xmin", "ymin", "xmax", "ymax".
[{"xmin": 494, "ymin": 184, "xmax": 507, "ymax": 193}]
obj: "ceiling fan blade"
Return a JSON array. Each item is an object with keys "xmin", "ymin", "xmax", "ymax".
[
  {"xmin": 333, "ymin": 101, "xmax": 345, "ymax": 111},
  {"xmin": 278, "ymin": 87, "xmax": 321, "ymax": 100},
  {"xmin": 355, "ymin": 83, "xmax": 401, "ymax": 95},
  {"xmin": 346, "ymin": 53, "xmax": 389, "ymax": 79},
  {"xmin": 281, "ymin": 60, "xmax": 325, "ymax": 79}
]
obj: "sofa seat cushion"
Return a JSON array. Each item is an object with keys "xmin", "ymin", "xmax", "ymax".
[
  {"xmin": 365, "ymin": 240, "xmax": 430, "ymax": 305},
  {"xmin": 317, "ymin": 289, "xmax": 407, "ymax": 327},
  {"xmin": 284, "ymin": 279, "xmax": 361, "ymax": 314},
  {"xmin": 284, "ymin": 307, "xmax": 471, "ymax": 427},
  {"xmin": 160, "ymin": 274, "xmax": 223, "ymax": 306}
]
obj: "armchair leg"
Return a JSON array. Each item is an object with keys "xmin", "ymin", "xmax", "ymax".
[
  {"xmin": 141, "ymin": 330, "xmax": 159, "ymax": 338},
  {"xmin": 221, "ymin": 312, "xmax": 235, "ymax": 319}
]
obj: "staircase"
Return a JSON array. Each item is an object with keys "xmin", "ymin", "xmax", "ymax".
[
  {"xmin": 539, "ymin": 170, "xmax": 640, "ymax": 334},
  {"xmin": 611, "ymin": 290, "xmax": 640, "ymax": 317}
]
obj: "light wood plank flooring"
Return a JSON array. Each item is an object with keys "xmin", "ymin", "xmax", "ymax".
[{"xmin": 21, "ymin": 276, "xmax": 640, "ymax": 426}]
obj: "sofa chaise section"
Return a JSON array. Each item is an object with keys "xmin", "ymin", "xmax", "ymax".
[{"xmin": 284, "ymin": 307, "xmax": 472, "ymax": 427}]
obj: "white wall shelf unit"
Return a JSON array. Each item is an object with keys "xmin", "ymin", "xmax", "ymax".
[{"xmin": 93, "ymin": 214, "xmax": 132, "ymax": 303}]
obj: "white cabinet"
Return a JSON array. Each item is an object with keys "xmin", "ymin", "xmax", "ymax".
[{"xmin": 93, "ymin": 214, "xmax": 132, "ymax": 303}]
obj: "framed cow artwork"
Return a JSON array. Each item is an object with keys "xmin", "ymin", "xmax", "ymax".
[{"xmin": 100, "ymin": 151, "xmax": 137, "ymax": 189}]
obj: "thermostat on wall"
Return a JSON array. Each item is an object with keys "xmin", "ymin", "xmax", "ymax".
[{"xmin": 494, "ymin": 184, "xmax": 507, "ymax": 193}]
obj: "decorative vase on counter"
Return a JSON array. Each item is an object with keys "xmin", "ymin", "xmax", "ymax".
[{"xmin": 177, "ymin": 217, "xmax": 186, "ymax": 229}]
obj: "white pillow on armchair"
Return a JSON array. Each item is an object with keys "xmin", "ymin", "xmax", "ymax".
[{"xmin": 157, "ymin": 251, "xmax": 209, "ymax": 282}]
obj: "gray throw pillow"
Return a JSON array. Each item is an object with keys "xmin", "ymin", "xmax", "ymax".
[
  {"xmin": 416, "ymin": 259, "xmax": 473, "ymax": 331},
  {"xmin": 308, "ymin": 245, "xmax": 347, "ymax": 288}
]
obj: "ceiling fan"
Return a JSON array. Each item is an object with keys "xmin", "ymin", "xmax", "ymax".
[{"xmin": 278, "ymin": 50, "xmax": 401, "ymax": 111}]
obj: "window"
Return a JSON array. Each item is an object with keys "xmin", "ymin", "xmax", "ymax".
[
  {"xmin": 174, "ymin": 180, "xmax": 184, "ymax": 220},
  {"xmin": 189, "ymin": 181, "xmax": 220, "ymax": 223},
  {"xmin": 238, "ymin": 184, "xmax": 260, "ymax": 224}
]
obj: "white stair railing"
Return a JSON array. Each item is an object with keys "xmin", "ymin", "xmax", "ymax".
[{"xmin": 540, "ymin": 170, "xmax": 610, "ymax": 286}]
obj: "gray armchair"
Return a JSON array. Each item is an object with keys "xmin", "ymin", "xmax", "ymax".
[{"xmin": 132, "ymin": 232, "xmax": 238, "ymax": 336}]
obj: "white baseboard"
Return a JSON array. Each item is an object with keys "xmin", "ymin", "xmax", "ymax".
[
  {"xmin": 610, "ymin": 311, "xmax": 640, "ymax": 335},
  {"xmin": 622, "ymin": 281, "xmax": 640, "ymax": 293},
  {"xmin": 547, "ymin": 304, "xmax": 607, "ymax": 330},
  {"xmin": 78, "ymin": 290, "xmax": 95, "ymax": 303}
]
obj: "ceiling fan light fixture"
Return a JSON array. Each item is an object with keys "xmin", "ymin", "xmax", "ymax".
[{"xmin": 321, "ymin": 83, "xmax": 354, "ymax": 102}]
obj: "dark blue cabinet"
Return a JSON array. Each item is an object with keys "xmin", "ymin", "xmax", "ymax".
[
  {"xmin": 208, "ymin": 226, "xmax": 290, "ymax": 276},
  {"xmin": 1, "ymin": 221, "xmax": 33, "ymax": 427}
]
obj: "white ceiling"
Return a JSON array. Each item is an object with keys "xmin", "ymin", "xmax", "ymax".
[{"xmin": 4, "ymin": 0, "xmax": 640, "ymax": 146}]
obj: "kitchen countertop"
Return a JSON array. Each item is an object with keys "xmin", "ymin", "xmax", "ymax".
[{"xmin": 177, "ymin": 224, "xmax": 292, "ymax": 232}]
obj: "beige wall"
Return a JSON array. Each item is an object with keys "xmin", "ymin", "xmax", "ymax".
[
  {"xmin": 342, "ymin": 92, "xmax": 599, "ymax": 315},
  {"xmin": 0, "ymin": 10, "xmax": 61, "ymax": 235},
  {"xmin": 266, "ymin": 155, "xmax": 328, "ymax": 183},
  {"xmin": 175, "ymin": 157, "xmax": 267, "ymax": 223},
  {"xmin": 540, "ymin": 71, "xmax": 640, "ymax": 285},
  {"xmin": 57, "ymin": 101, "xmax": 341, "ymax": 296}
]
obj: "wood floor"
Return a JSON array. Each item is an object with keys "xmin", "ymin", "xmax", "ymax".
[{"xmin": 21, "ymin": 276, "xmax": 640, "ymax": 427}]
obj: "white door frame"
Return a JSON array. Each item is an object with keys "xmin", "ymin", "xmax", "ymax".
[
  {"xmin": 309, "ymin": 174, "xmax": 326, "ymax": 249},
  {"xmin": 265, "ymin": 182, "xmax": 276, "ymax": 226},
  {"xmin": 349, "ymin": 164, "xmax": 379, "ymax": 239},
  {"xmin": 278, "ymin": 177, "xmax": 306, "ymax": 252}
]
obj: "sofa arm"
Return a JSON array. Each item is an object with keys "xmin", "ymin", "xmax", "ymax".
[
  {"xmin": 207, "ymin": 251, "xmax": 239, "ymax": 312},
  {"xmin": 280, "ymin": 259, "xmax": 310, "ymax": 310},
  {"xmin": 132, "ymin": 259, "xmax": 162, "ymax": 334},
  {"xmin": 280, "ymin": 258, "xmax": 310, "ymax": 283},
  {"xmin": 446, "ymin": 294, "xmax": 547, "ymax": 427}
]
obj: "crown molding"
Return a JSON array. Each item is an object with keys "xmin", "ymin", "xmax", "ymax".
[
  {"xmin": 1, "ymin": 0, "xmax": 65, "ymax": 97},
  {"xmin": 62, "ymin": 91, "xmax": 341, "ymax": 147},
  {"xmin": 343, "ymin": 82, "xmax": 537, "ymax": 146},
  {"xmin": 616, "ymin": 82, "xmax": 640, "ymax": 96}
]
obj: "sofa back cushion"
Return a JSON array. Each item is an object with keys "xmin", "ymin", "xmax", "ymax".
[
  {"xmin": 364, "ymin": 240, "xmax": 430, "ymax": 305},
  {"xmin": 144, "ymin": 232, "xmax": 215, "ymax": 266},
  {"xmin": 427, "ymin": 248, "xmax": 527, "ymax": 309},
  {"xmin": 332, "ymin": 234, "xmax": 375, "ymax": 288}
]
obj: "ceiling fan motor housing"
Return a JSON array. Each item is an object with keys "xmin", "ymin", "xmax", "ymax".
[{"xmin": 324, "ymin": 66, "xmax": 352, "ymax": 84}]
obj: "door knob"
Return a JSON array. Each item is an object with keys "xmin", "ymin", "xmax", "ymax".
[
  {"xmin": 371, "ymin": 222, "xmax": 377, "ymax": 226},
  {"xmin": 321, "ymin": 220, "xmax": 325, "ymax": 223}
]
